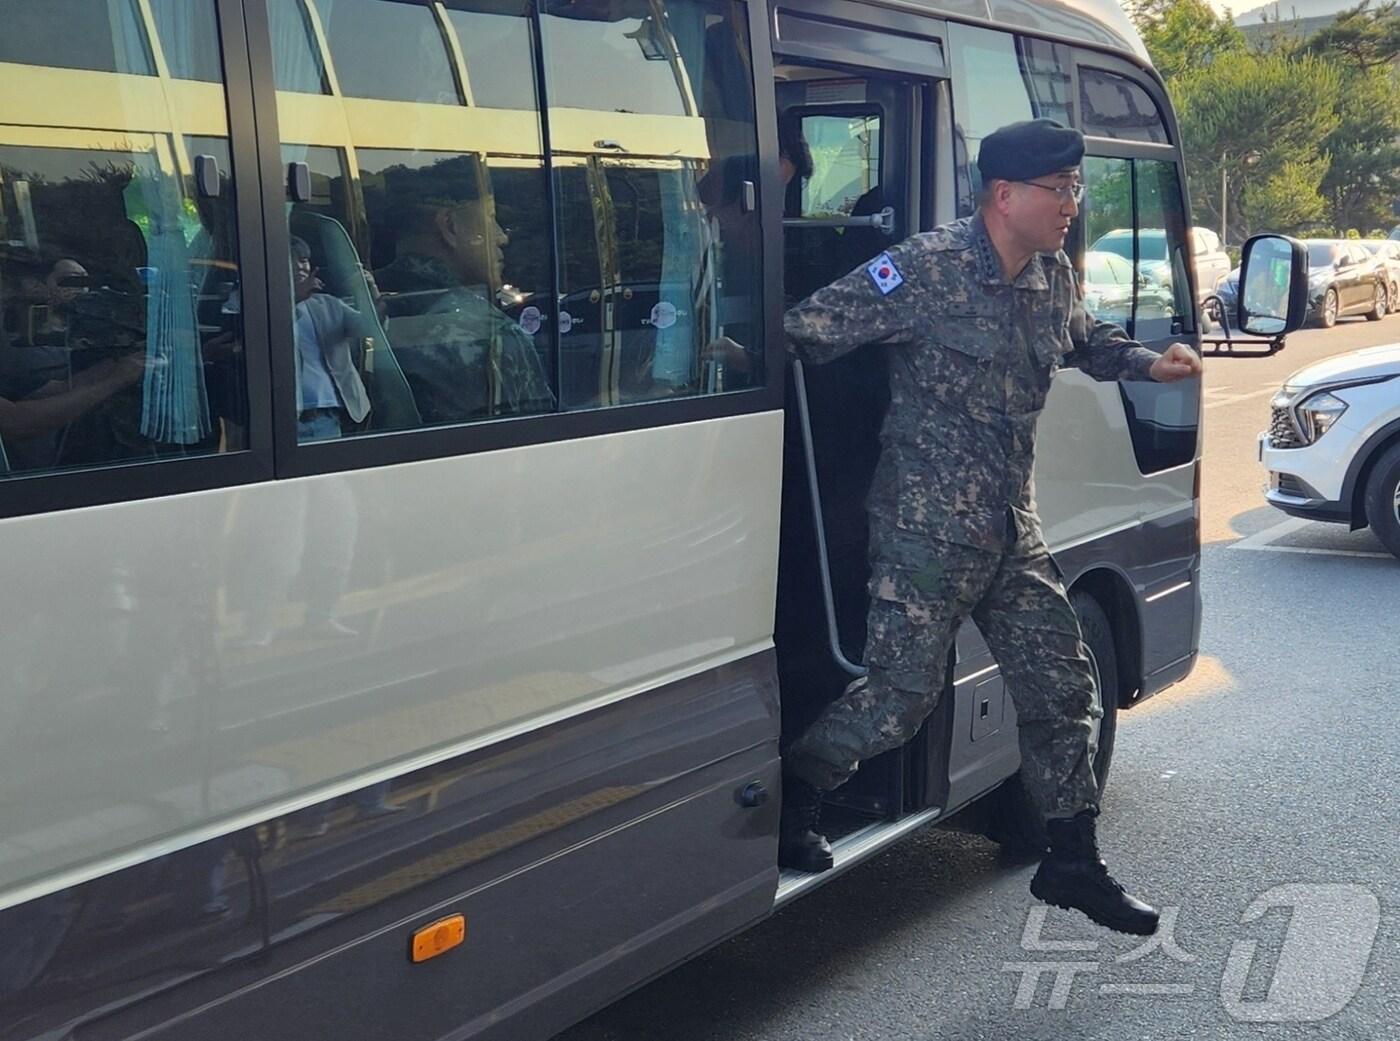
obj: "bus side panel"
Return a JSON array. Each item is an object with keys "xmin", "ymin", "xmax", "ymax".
[
  {"xmin": 1036, "ymin": 371, "xmax": 1201, "ymax": 690},
  {"xmin": 0, "ymin": 653, "xmax": 779, "ymax": 1041},
  {"xmin": 0, "ymin": 411, "xmax": 783, "ymax": 910}
]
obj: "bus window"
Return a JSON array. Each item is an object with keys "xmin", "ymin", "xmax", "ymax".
[
  {"xmin": 1081, "ymin": 156, "xmax": 1134, "ymax": 331},
  {"xmin": 322, "ymin": 0, "xmax": 460, "ymax": 105},
  {"xmin": 541, "ymin": 0, "xmax": 765, "ymax": 408},
  {"xmin": 0, "ymin": 0, "xmax": 152, "ymax": 74},
  {"xmin": 445, "ymin": 1, "xmax": 541, "ymax": 110},
  {"xmin": 0, "ymin": 0, "xmax": 249, "ymax": 476},
  {"xmin": 1132, "ymin": 159, "xmax": 1192, "ymax": 340},
  {"xmin": 270, "ymin": 0, "xmax": 555, "ymax": 441},
  {"xmin": 267, "ymin": 0, "xmax": 330, "ymax": 95},
  {"xmin": 801, "ymin": 113, "xmax": 882, "ymax": 222},
  {"xmin": 1079, "ymin": 67, "xmax": 1170, "ymax": 144},
  {"xmin": 1080, "ymin": 154, "xmax": 1198, "ymax": 473},
  {"xmin": 149, "ymin": 0, "xmax": 225, "ymax": 83},
  {"xmin": 1081, "ymin": 156, "xmax": 1191, "ymax": 339},
  {"xmin": 948, "ymin": 26, "xmax": 1072, "ymax": 214}
]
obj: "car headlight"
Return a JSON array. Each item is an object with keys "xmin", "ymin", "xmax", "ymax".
[{"xmin": 1293, "ymin": 391, "xmax": 1347, "ymax": 443}]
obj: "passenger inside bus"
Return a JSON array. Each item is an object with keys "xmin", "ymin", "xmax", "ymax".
[
  {"xmin": 290, "ymin": 235, "xmax": 373, "ymax": 442},
  {"xmin": 372, "ymin": 157, "xmax": 554, "ymax": 425},
  {"xmin": 0, "ymin": 258, "xmax": 148, "ymax": 471}
]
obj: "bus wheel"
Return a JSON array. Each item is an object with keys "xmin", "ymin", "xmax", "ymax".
[{"xmin": 984, "ymin": 591, "xmax": 1120, "ymax": 860}]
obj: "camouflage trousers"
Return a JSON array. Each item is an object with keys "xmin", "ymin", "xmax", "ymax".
[{"xmin": 786, "ymin": 523, "xmax": 1103, "ymax": 824}]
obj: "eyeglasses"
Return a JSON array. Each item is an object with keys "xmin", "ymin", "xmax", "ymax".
[{"xmin": 1019, "ymin": 180, "xmax": 1085, "ymax": 204}]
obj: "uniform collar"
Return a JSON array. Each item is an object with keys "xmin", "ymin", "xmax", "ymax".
[{"xmin": 970, "ymin": 211, "xmax": 1051, "ymax": 292}]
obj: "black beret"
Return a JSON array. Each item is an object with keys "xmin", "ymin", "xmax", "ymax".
[{"xmin": 977, "ymin": 118, "xmax": 1085, "ymax": 184}]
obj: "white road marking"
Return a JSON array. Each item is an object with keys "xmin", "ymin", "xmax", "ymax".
[
  {"xmin": 1228, "ymin": 516, "xmax": 1394, "ymax": 558},
  {"xmin": 1203, "ymin": 386, "xmax": 1279, "ymax": 410}
]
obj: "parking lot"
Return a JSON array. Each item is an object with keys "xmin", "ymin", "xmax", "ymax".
[{"xmin": 555, "ymin": 314, "xmax": 1400, "ymax": 1041}]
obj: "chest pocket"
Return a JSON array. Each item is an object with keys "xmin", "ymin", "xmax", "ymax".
[
  {"xmin": 1034, "ymin": 293, "xmax": 1075, "ymax": 369},
  {"xmin": 936, "ymin": 301, "xmax": 1001, "ymax": 360}
]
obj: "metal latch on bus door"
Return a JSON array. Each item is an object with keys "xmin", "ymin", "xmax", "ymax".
[
  {"xmin": 287, "ymin": 161, "xmax": 312, "ymax": 203},
  {"xmin": 782, "ymin": 206, "xmax": 896, "ymax": 236}
]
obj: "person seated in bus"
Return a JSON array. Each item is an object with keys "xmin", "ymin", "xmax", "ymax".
[
  {"xmin": 290, "ymin": 235, "xmax": 373, "ymax": 442},
  {"xmin": 371, "ymin": 157, "xmax": 553, "ymax": 425},
  {"xmin": 778, "ymin": 119, "xmax": 1203, "ymax": 937},
  {"xmin": 15, "ymin": 257, "xmax": 91, "ymax": 346},
  {"xmin": 0, "ymin": 352, "xmax": 146, "ymax": 447}
]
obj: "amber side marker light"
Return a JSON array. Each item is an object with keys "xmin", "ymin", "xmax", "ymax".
[{"xmin": 411, "ymin": 915, "xmax": 466, "ymax": 963}]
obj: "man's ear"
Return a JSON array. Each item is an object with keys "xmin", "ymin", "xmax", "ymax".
[
  {"xmin": 990, "ymin": 179, "xmax": 1014, "ymax": 213},
  {"xmin": 433, "ymin": 205, "xmax": 459, "ymax": 248}
]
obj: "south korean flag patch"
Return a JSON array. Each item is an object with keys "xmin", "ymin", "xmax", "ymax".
[{"xmin": 867, "ymin": 252, "xmax": 904, "ymax": 295}]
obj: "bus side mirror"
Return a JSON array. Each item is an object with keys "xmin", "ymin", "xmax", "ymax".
[{"xmin": 1238, "ymin": 233, "xmax": 1308, "ymax": 336}]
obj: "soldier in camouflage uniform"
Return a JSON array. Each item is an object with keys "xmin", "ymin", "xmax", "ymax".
[
  {"xmin": 779, "ymin": 118, "xmax": 1201, "ymax": 936},
  {"xmin": 373, "ymin": 157, "xmax": 553, "ymax": 424}
]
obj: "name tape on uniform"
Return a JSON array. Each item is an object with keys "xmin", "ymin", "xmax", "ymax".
[{"xmin": 867, "ymin": 252, "xmax": 904, "ymax": 295}]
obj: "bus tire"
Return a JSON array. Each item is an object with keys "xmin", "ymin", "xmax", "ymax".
[{"xmin": 985, "ymin": 591, "xmax": 1120, "ymax": 859}]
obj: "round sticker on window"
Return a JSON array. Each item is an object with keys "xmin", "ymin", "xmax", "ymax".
[
  {"xmin": 559, "ymin": 310, "xmax": 575, "ymax": 335},
  {"xmin": 519, "ymin": 305, "xmax": 542, "ymax": 336},
  {"xmin": 649, "ymin": 301, "xmax": 678, "ymax": 330}
]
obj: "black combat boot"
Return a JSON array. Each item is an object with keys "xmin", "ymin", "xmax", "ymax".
[
  {"xmin": 778, "ymin": 776, "xmax": 833, "ymax": 873},
  {"xmin": 1030, "ymin": 810, "xmax": 1159, "ymax": 936}
]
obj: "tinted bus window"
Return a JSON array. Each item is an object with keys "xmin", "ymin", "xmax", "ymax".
[
  {"xmin": 268, "ymin": 0, "xmax": 330, "ymax": 95},
  {"xmin": 150, "ymin": 0, "xmax": 225, "ymax": 82},
  {"xmin": 272, "ymin": 0, "xmax": 554, "ymax": 442},
  {"xmin": 446, "ymin": 1, "xmax": 540, "ymax": 110},
  {"xmin": 0, "ymin": 0, "xmax": 153, "ymax": 74},
  {"xmin": 541, "ymin": 0, "xmax": 765, "ymax": 408},
  {"xmin": 1080, "ymin": 67, "xmax": 1169, "ymax": 144},
  {"xmin": 0, "ymin": 2, "xmax": 249, "ymax": 477},
  {"xmin": 323, "ymin": 0, "xmax": 461, "ymax": 105}
]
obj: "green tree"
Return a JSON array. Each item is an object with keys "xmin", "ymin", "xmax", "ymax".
[
  {"xmin": 1299, "ymin": 0, "xmax": 1400, "ymax": 70},
  {"xmin": 1315, "ymin": 65, "xmax": 1400, "ymax": 232},
  {"xmin": 1296, "ymin": 6, "xmax": 1400, "ymax": 235},
  {"xmin": 1240, "ymin": 156, "xmax": 1332, "ymax": 230},
  {"xmin": 1131, "ymin": 0, "xmax": 1247, "ymax": 81},
  {"xmin": 1170, "ymin": 50, "xmax": 1341, "ymax": 238}
]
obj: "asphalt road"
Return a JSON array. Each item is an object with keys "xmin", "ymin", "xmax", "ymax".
[{"xmin": 554, "ymin": 315, "xmax": 1400, "ymax": 1041}]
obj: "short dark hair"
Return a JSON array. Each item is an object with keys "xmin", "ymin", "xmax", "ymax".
[
  {"xmin": 374, "ymin": 154, "xmax": 485, "ymax": 241},
  {"xmin": 289, "ymin": 235, "xmax": 312, "ymax": 261},
  {"xmin": 777, "ymin": 112, "xmax": 813, "ymax": 181}
]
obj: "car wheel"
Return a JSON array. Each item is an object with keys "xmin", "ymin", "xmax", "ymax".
[
  {"xmin": 1363, "ymin": 442, "xmax": 1400, "ymax": 559},
  {"xmin": 1317, "ymin": 287, "xmax": 1339, "ymax": 328},
  {"xmin": 982, "ymin": 591, "xmax": 1119, "ymax": 857},
  {"xmin": 1366, "ymin": 283, "xmax": 1387, "ymax": 321}
]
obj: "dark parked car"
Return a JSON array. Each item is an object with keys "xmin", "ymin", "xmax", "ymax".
[{"xmin": 1213, "ymin": 238, "xmax": 1389, "ymax": 329}]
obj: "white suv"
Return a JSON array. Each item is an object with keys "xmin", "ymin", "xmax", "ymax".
[{"xmin": 1259, "ymin": 344, "xmax": 1400, "ymax": 557}]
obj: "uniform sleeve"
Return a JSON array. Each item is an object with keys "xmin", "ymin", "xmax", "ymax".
[
  {"xmin": 783, "ymin": 237, "xmax": 923, "ymax": 365},
  {"xmin": 1063, "ymin": 282, "xmax": 1160, "ymax": 383}
]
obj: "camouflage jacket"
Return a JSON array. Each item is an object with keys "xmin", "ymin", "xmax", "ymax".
[
  {"xmin": 375, "ymin": 253, "xmax": 554, "ymax": 425},
  {"xmin": 784, "ymin": 212, "xmax": 1160, "ymax": 552}
]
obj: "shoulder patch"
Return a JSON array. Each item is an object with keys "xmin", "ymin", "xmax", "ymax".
[{"xmin": 867, "ymin": 252, "xmax": 905, "ymax": 295}]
